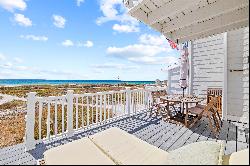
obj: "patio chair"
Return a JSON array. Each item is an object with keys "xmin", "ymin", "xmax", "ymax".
[
  {"xmin": 40, "ymin": 127, "xmax": 249, "ymax": 165},
  {"xmin": 148, "ymin": 90, "xmax": 165, "ymax": 117},
  {"xmin": 188, "ymin": 97, "xmax": 222, "ymax": 137},
  {"xmin": 149, "ymin": 91, "xmax": 180, "ymax": 118}
]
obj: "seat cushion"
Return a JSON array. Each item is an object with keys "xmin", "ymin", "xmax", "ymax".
[
  {"xmin": 89, "ymin": 127, "xmax": 169, "ymax": 165},
  {"xmin": 222, "ymin": 149, "xmax": 249, "ymax": 165},
  {"xmin": 164, "ymin": 141, "xmax": 225, "ymax": 165},
  {"xmin": 43, "ymin": 137, "xmax": 115, "ymax": 165},
  {"xmin": 188, "ymin": 106, "xmax": 203, "ymax": 115}
]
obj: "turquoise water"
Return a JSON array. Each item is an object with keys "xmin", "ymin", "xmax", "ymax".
[{"xmin": 0, "ymin": 79, "xmax": 154, "ymax": 86}]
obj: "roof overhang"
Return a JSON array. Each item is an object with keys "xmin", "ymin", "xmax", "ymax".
[{"xmin": 126, "ymin": 0, "xmax": 249, "ymax": 43}]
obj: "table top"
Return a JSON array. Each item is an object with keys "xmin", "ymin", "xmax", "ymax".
[
  {"xmin": 160, "ymin": 96, "xmax": 182, "ymax": 102},
  {"xmin": 160, "ymin": 96, "xmax": 203, "ymax": 103}
]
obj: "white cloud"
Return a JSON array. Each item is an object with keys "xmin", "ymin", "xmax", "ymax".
[
  {"xmin": 97, "ymin": 0, "xmax": 139, "ymax": 33},
  {"xmin": 14, "ymin": 13, "xmax": 32, "ymax": 27},
  {"xmin": 15, "ymin": 65, "xmax": 28, "ymax": 70},
  {"xmin": 112, "ymin": 24, "xmax": 139, "ymax": 33},
  {"xmin": 0, "ymin": 0, "xmax": 26, "ymax": 12},
  {"xmin": 52, "ymin": 15, "xmax": 66, "ymax": 28},
  {"xmin": 107, "ymin": 44, "xmax": 168, "ymax": 58},
  {"xmin": 83, "ymin": 41, "xmax": 94, "ymax": 48},
  {"xmin": 0, "ymin": 62, "xmax": 13, "ymax": 69},
  {"xmin": 76, "ymin": 0, "xmax": 84, "ymax": 7},
  {"xmin": 92, "ymin": 63, "xmax": 139, "ymax": 70},
  {"xmin": 139, "ymin": 34, "xmax": 166, "ymax": 46},
  {"xmin": 20, "ymin": 35, "xmax": 48, "ymax": 41},
  {"xmin": 106, "ymin": 34, "xmax": 178, "ymax": 65},
  {"xmin": 0, "ymin": 62, "xmax": 89, "ymax": 80},
  {"xmin": 72, "ymin": 40, "xmax": 94, "ymax": 48},
  {"xmin": 13, "ymin": 57, "xmax": 23, "ymax": 63},
  {"xmin": 0, "ymin": 53, "xmax": 6, "ymax": 61},
  {"xmin": 128, "ymin": 56, "xmax": 179, "ymax": 65},
  {"xmin": 62, "ymin": 40, "xmax": 74, "ymax": 47}
]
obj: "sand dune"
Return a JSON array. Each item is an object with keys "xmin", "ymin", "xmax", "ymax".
[{"xmin": 0, "ymin": 93, "xmax": 27, "ymax": 105}]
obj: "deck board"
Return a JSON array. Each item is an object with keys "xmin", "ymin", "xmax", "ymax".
[
  {"xmin": 0, "ymin": 113, "xmax": 248, "ymax": 165},
  {"xmin": 168, "ymin": 120, "xmax": 204, "ymax": 151}
]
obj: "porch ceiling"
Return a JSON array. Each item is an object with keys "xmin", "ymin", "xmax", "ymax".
[{"xmin": 128, "ymin": 0, "xmax": 249, "ymax": 43}]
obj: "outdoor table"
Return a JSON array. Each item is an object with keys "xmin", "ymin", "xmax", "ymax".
[
  {"xmin": 160, "ymin": 96, "xmax": 203, "ymax": 127},
  {"xmin": 159, "ymin": 96, "xmax": 183, "ymax": 123}
]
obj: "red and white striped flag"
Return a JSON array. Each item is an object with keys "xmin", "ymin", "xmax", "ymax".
[{"xmin": 167, "ymin": 39, "xmax": 179, "ymax": 50}]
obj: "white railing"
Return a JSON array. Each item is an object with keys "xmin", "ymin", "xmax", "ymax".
[{"xmin": 25, "ymin": 87, "xmax": 166, "ymax": 151}]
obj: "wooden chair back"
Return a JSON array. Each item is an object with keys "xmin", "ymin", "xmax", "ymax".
[{"xmin": 207, "ymin": 88, "xmax": 222, "ymax": 116}]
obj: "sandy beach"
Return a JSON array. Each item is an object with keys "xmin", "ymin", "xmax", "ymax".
[{"xmin": 0, "ymin": 93, "xmax": 26, "ymax": 105}]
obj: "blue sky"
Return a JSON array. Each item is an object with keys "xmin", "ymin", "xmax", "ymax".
[{"xmin": 0, "ymin": 0, "xmax": 179, "ymax": 81}]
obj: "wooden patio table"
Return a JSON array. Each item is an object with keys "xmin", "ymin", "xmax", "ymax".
[{"xmin": 160, "ymin": 96, "xmax": 203, "ymax": 127}]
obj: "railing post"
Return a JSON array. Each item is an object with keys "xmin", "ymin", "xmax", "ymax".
[
  {"xmin": 144, "ymin": 87, "xmax": 149, "ymax": 109},
  {"xmin": 66, "ymin": 90, "xmax": 74, "ymax": 137},
  {"xmin": 25, "ymin": 92, "xmax": 37, "ymax": 151},
  {"xmin": 125, "ymin": 87, "xmax": 131, "ymax": 116}
]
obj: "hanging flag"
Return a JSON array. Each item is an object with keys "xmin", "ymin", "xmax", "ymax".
[{"xmin": 167, "ymin": 39, "xmax": 179, "ymax": 50}]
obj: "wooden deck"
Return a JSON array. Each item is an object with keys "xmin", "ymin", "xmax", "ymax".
[{"xmin": 0, "ymin": 112, "xmax": 249, "ymax": 165}]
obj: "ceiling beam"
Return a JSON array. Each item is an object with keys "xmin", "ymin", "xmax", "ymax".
[
  {"xmin": 164, "ymin": 6, "xmax": 249, "ymax": 43},
  {"xmin": 162, "ymin": 0, "xmax": 249, "ymax": 34},
  {"xmin": 146, "ymin": 0, "xmax": 204, "ymax": 26},
  {"xmin": 177, "ymin": 20, "xmax": 249, "ymax": 43},
  {"xmin": 128, "ymin": 0, "xmax": 150, "ymax": 22}
]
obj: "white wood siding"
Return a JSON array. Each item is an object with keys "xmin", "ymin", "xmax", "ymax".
[
  {"xmin": 227, "ymin": 27, "xmax": 249, "ymax": 123},
  {"xmin": 191, "ymin": 33, "xmax": 225, "ymax": 102},
  {"xmin": 168, "ymin": 66, "xmax": 185, "ymax": 95},
  {"xmin": 242, "ymin": 27, "xmax": 249, "ymax": 123},
  {"xmin": 190, "ymin": 27, "xmax": 249, "ymax": 123}
]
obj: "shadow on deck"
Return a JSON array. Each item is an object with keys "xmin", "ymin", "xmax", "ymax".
[{"xmin": 0, "ymin": 112, "xmax": 249, "ymax": 165}]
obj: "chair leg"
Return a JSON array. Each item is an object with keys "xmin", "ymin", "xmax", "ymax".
[
  {"xmin": 212, "ymin": 113, "xmax": 221, "ymax": 132},
  {"xmin": 207, "ymin": 113, "xmax": 219, "ymax": 138},
  {"xmin": 216, "ymin": 111, "xmax": 223, "ymax": 127}
]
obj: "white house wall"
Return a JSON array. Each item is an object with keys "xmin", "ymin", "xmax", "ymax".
[
  {"xmin": 226, "ymin": 27, "xmax": 249, "ymax": 123},
  {"xmin": 167, "ymin": 66, "xmax": 185, "ymax": 95},
  {"xmin": 189, "ymin": 27, "xmax": 249, "ymax": 123},
  {"xmin": 242, "ymin": 27, "xmax": 249, "ymax": 123},
  {"xmin": 191, "ymin": 33, "xmax": 225, "ymax": 101}
]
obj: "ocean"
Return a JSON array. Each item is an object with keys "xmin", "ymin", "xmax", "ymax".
[{"xmin": 0, "ymin": 79, "xmax": 155, "ymax": 86}]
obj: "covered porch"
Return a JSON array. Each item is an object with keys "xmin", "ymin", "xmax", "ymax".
[{"xmin": 125, "ymin": 0, "xmax": 249, "ymax": 123}]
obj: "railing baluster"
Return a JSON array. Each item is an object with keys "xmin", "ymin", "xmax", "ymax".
[
  {"xmin": 99, "ymin": 93, "xmax": 103, "ymax": 122},
  {"xmin": 111, "ymin": 92, "xmax": 114, "ymax": 118},
  {"xmin": 96, "ymin": 94, "xmax": 98, "ymax": 123},
  {"xmin": 103, "ymin": 94, "xmax": 106, "ymax": 122},
  {"xmin": 76, "ymin": 97, "xmax": 78, "ymax": 129},
  {"xmin": 47, "ymin": 99, "xmax": 51, "ymax": 139},
  {"xmin": 117, "ymin": 93, "xmax": 119, "ymax": 116},
  {"xmin": 91, "ymin": 95, "xmax": 94, "ymax": 124},
  {"xmin": 54, "ymin": 100, "xmax": 58, "ymax": 136},
  {"xmin": 87, "ymin": 95, "xmax": 90, "ymax": 126},
  {"xmin": 107, "ymin": 93, "xmax": 110, "ymax": 120},
  {"xmin": 38, "ymin": 100, "xmax": 42, "ymax": 141},
  {"xmin": 114, "ymin": 93, "xmax": 117, "ymax": 117},
  {"xmin": 82, "ymin": 96, "xmax": 84, "ymax": 128},
  {"xmin": 66, "ymin": 90, "xmax": 74, "ymax": 137},
  {"xmin": 62, "ymin": 100, "xmax": 65, "ymax": 134},
  {"xmin": 123, "ymin": 92, "xmax": 125, "ymax": 114}
]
